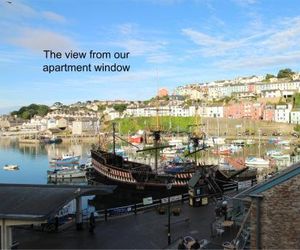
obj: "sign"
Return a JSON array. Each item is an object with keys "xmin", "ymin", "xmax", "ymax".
[
  {"xmin": 161, "ymin": 195, "xmax": 182, "ymax": 204},
  {"xmin": 201, "ymin": 197, "xmax": 208, "ymax": 205},
  {"xmin": 143, "ymin": 197, "xmax": 153, "ymax": 205},
  {"xmin": 107, "ymin": 205, "xmax": 133, "ymax": 217},
  {"xmin": 238, "ymin": 180, "xmax": 252, "ymax": 190}
]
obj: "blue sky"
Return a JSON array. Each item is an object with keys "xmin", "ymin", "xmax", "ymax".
[{"xmin": 1, "ymin": 0, "xmax": 300, "ymax": 114}]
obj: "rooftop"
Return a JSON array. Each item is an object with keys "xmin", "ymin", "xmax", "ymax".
[{"xmin": 0, "ymin": 183, "xmax": 115, "ymax": 221}]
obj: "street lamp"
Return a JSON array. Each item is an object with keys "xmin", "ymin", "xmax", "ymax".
[{"xmin": 167, "ymin": 182, "xmax": 172, "ymax": 245}]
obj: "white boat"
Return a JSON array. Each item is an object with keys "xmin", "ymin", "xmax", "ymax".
[
  {"xmin": 276, "ymin": 140, "xmax": 290, "ymax": 146},
  {"xmin": 266, "ymin": 150, "xmax": 290, "ymax": 160},
  {"xmin": 205, "ymin": 137, "xmax": 226, "ymax": 147},
  {"xmin": 3, "ymin": 164, "xmax": 19, "ymax": 170},
  {"xmin": 245, "ymin": 157, "xmax": 269, "ymax": 168},
  {"xmin": 47, "ymin": 167, "xmax": 86, "ymax": 179},
  {"xmin": 168, "ymin": 139, "xmax": 185, "ymax": 149},
  {"xmin": 246, "ymin": 139, "xmax": 255, "ymax": 145},
  {"xmin": 162, "ymin": 139, "xmax": 185, "ymax": 157},
  {"xmin": 232, "ymin": 139, "xmax": 245, "ymax": 146},
  {"xmin": 50, "ymin": 153, "xmax": 80, "ymax": 165}
]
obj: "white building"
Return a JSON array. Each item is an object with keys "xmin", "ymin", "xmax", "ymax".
[
  {"xmin": 274, "ymin": 104, "xmax": 292, "ymax": 123},
  {"xmin": 290, "ymin": 109, "xmax": 300, "ymax": 124},
  {"xmin": 261, "ymin": 89, "xmax": 282, "ymax": 98},
  {"xmin": 205, "ymin": 106, "xmax": 224, "ymax": 118},
  {"xmin": 47, "ymin": 118, "xmax": 57, "ymax": 129},
  {"xmin": 125, "ymin": 105, "xmax": 195, "ymax": 118},
  {"xmin": 72, "ymin": 119, "xmax": 98, "ymax": 135}
]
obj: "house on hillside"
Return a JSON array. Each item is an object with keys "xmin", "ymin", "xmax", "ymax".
[
  {"xmin": 290, "ymin": 109, "xmax": 300, "ymax": 124},
  {"xmin": 274, "ymin": 104, "xmax": 292, "ymax": 123},
  {"xmin": 72, "ymin": 118, "xmax": 99, "ymax": 136}
]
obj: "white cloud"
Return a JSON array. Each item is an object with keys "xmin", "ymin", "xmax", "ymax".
[
  {"xmin": 0, "ymin": 1, "xmax": 66, "ymax": 23},
  {"xmin": 183, "ymin": 15, "xmax": 300, "ymax": 56},
  {"xmin": 217, "ymin": 51, "xmax": 300, "ymax": 69},
  {"xmin": 42, "ymin": 11, "xmax": 66, "ymax": 23},
  {"xmin": 146, "ymin": 53, "xmax": 173, "ymax": 63},
  {"xmin": 231, "ymin": 0, "xmax": 257, "ymax": 6},
  {"xmin": 260, "ymin": 18, "xmax": 300, "ymax": 51},
  {"xmin": 112, "ymin": 39, "xmax": 167, "ymax": 56},
  {"xmin": 182, "ymin": 28, "xmax": 246, "ymax": 56},
  {"xmin": 0, "ymin": 1, "xmax": 37, "ymax": 19},
  {"xmin": 11, "ymin": 27, "xmax": 76, "ymax": 51},
  {"xmin": 117, "ymin": 23, "xmax": 138, "ymax": 36}
]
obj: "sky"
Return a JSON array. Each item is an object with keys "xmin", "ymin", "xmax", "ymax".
[{"xmin": 1, "ymin": 0, "xmax": 300, "ymax": 114}]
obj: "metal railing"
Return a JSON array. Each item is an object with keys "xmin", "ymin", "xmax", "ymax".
[{"xmin": 88, "ymin": 193, "xmax": 190, "ymax": 222}]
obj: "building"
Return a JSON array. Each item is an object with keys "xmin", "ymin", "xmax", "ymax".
[
  {"xmin": 72, "ymin": 119, "xmax": 98, "ymax": 136},
  {"xmin": 204, "ymin": 106, "xmax": 224, "ymax": 118},
  {"xmin": 233, "ymin": 164, "xmax": 300, "ymax": 249},
  {"xmin": 274, "ymin": 104, "xmax": 292, "ymax": 123},
  {"xmin": 262, "ymin": 105, "xmax": 275, "ymax": 121},
  {"xmin": 290, "ymin": 109, "xmax": 300, "ymax": 124},
  {"xmin": 56, "ymin": 118, "xmax": 68, "ymax": 129},
  {"xmin": 158, "ymin": 88, "xmax": 168, "ymax": 97}
]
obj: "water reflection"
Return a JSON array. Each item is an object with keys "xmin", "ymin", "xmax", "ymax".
[
  {"xmin": 0, "ymin": 137, "xmax": 92, "ymax": 184},
  {"xmin": 0, "ymin": 137, "xmax": 297, "ymax": 185}
]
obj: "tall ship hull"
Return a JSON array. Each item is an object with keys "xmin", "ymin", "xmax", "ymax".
[
  {"xmin": 89, "ymin": 148, "xmax": 252, "ymax": 199},
  {"xmin": 91, "ymin": 149, "xmax": 192, "ymax": 197}
]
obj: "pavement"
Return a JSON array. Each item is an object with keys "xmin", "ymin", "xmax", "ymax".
[{"xmin": 14, "ymin": 202, "xmax": 236, "ymax": 249}]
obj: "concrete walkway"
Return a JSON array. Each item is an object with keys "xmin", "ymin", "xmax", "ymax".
[{"xmin": 14, "ymin": 203, "xmax": 234, "ymax": 249}]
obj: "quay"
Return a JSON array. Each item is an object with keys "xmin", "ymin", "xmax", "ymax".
[
  {"xmin": 0, "ymin": 183, "xmax": 237, "ymax": 249},
  {"xmin": 14, "ymin": 201, "xmax": 233, "ymax": 249}
]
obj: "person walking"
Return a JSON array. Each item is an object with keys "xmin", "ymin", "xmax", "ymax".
[{"xmin": 89, "ymin": 212, "xmax": 96, "ymax": 234}]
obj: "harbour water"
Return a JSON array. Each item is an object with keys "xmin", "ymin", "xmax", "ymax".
[
  {"xmin": 0, "ymin": 136, "xmax": 296, "ymax": 185},
  {"xmin": 0, "ymin": 137, "xmax": 91, "ymax": 184}
]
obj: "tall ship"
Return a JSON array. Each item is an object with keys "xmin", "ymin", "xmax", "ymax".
[{"xmin": 90, "ymin": 120, "xmax": 253, "ymax": 199}]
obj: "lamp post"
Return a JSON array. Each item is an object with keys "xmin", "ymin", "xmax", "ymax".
[{"xmin": 167, "ymin": 182, "xmax": 172, "ymax": 245}]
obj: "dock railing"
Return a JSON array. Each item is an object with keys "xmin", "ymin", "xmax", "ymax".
[{"xmin": 84, "ymin": 193, "xmax": 190, "ymax": 222}]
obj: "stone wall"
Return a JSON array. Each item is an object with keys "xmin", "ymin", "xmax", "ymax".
[{"xmin": 250, "ymin": 174, "xmax": 300, "ymax": 249}]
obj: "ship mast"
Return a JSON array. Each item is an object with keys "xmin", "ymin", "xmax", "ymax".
[
  {"xmin": 112, "ymin": 122, "xmax": 116, "ymax": 155},
  {"xmin": 154, "ymin": 96, "xmax": 161, "ymax": 172},
  {"xmin": 186, "ymin": 106, "xmax": 207, "ymax": 164}
]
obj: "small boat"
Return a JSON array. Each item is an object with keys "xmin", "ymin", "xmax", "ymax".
[
  {"xmin": 49, "ymin": 136, "xmax": 63, "ymax": 144},
  {"xmin": 47, "ymin": 167, "xmax": 86, "ymax": 179},
  {"xmin": 245, "ymin": 157, "xmax": 269, "ymax": 168},
  {"xmin": 163, "ymin": 157, "xmax": 194, "ymax": 174},
  {"xmin": 266, "ymin": 150, "xmax": 290, "ymax": 160},
  {"xmin": 212, "ymin": 145, "xmax": 232, "ymax": 155},
  {"xmin": 50, "ymin": 153, "xmax": 80, "ymax": 165},
  {"xmin": 246, "ymin": 139, "xmax": 255, "ymax": 145},
  {"xmin": 3, "ymin": 164, "xmax": 19, "ymax": 171},
  {"xmin": 232, "ymin": 140, "xmax": 245, "ymax": 147},
  {"xmin": 205, "ymin": 137, "xmax": 226, "ymax": 147},
  {"xmin": 162, "ymin": 139, "xmax": 185, "ymax": 158}
]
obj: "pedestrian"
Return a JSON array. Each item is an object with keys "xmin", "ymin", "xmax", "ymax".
[
  {"xmin": 177, "ymin": 237, "xmax": 186, "ymax": 249},
  {"xmin": 54, "ymin": 215, "xmax": 59, "ymax": 232},
  {"xmin": 89, "ymin": 212, "xmax": 95, "ymax": 234},
  {"xmin": 191, "ymin": 239, "xmax": 200, "ymax": 249},
  {"xmin": 222, "ymin": 201, "xmax": 228, "ymax": 220}
]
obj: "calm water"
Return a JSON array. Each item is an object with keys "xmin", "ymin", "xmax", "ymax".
[
  {"xmin": 0, "ymin": 137, "xmax": 92, "ymax": 184},
  {"xmin": 0, "ymin": 137, "xmax": 295, "ymax": 185}
]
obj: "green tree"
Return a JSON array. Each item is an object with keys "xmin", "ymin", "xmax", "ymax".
[
  {"xmin": 113, "ymin": 104, "xmax": 127, "ymax": 113},
  {"xmin": 277, "ymin": 68, "xmax": 294, "ymax": 78},
  {"xmin": 10, "ymin": 104, "xmax": 50, "ymax": 119},
  {"xmin": 265, "ymin": 74, "xmax": 275, "ymax": 80}
]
